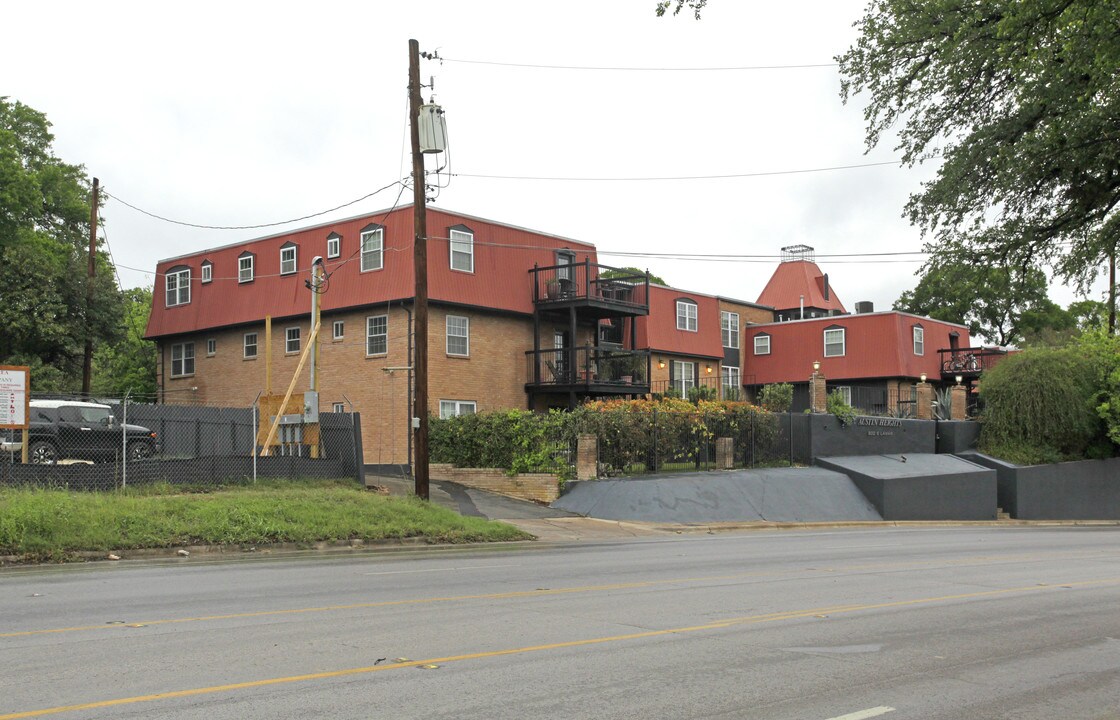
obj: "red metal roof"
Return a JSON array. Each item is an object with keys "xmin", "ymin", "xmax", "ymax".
[
  {"xmin": 146, "ymin": 206, "xmax": 597, "ymax": 339},
  {"xmin": 743, "ymin": 312, "xmax": 967, "ymax": 383},
  {"xmin": 636, "ymin": 285, "xmax": 723, "ymax": 359},
  {"xmin": 755, "ymin": 260, "xmax": 846, "ymax": 314}
]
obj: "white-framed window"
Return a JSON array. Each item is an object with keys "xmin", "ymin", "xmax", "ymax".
[
  {"xmin": 332, "ymin": 402, "xmax": 345, "ymax": 413},
  {"xmin": 450, "ymin": 228, "xmax": 474, "ymax": 272},
  {"xmin": 361, "ymin": 228, "xmax": 383, "ymax": 272},
  {"xmin": 722, "ymin": 366, "xmax": 741, "ymax": 399},
  {"xmin": 913, "ymin": 325, "xmax": 925, "ymax": 355},
  {"xmin": 165, "ymin": 268, "xmax": 190, "ymax": 307},
  {"xmin": 333, "ymin": 320, "xmax": 345, "ymax": 340},
  {"xmin": 721, "ymin": 311, "xmax": 739, "ymax": 348},
  {"xmin": 200, "ymin": 262, "xmax": 212, "ymax": 284},
  {"xmin": 238, "ymin": 255, "xmax": 254, "ymax": 283},
  {"xmin": 439, "ymin": 400, "xmax": 477, "ymax": 419},
  {"xmin": 832, "ymin": 386, "xmax": 852, "ymax": 405},
  {"xmin": 170, "ymin": 342, "xmax": 195, "ymax": 377},
  {"xmin": 366, "ymin": 315, "xmax": 387, "ymax": 356},
  {"xmin": 243, "ymin": 333, "xmax": 258, "ymax": 359},
  {"xmin": 206, "ymin": 338, "xmax": 216, "ymax": 356},
  {"xmin": 676, "ymin": 300, "xmax": 698, "ymax": 332},
  {"xmin": 754, "ymin": 334, "xmax": 771, "ymax": 355},
  {"xmin": 824, "ymin": 327, "xmax": 846, "ymax": 357},
  {"xmin": 446, "ymin": 315, "xmax": 469, "ymax": 356},
  {"xmin": 672, "ymin": 360, "xmax": 695, "ymax": 399},
  {"xmin": 280, "ymin": 245, "xmax": 297, "ymax": 275},
  {"xmin": 285, "ymin": 327, "xmax": 300, "ymax": 354},
  {"xmin": 327, "ymin": 233, "xmax": 340, "ymax": 259}
]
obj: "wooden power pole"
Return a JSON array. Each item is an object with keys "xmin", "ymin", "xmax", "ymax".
[
  {"xmin": 82, "ymin": 177, "xmax": 99, "ymax": 396},
  {"xmin": 409, "ymin": 39, "xmax": 430, "ymax": 500}
]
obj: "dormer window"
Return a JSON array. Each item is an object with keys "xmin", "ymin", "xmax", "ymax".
[
  {"xmin": 280, "ymin": 242, "xmax": 297, "ymax": 275},
  {"xmin": 360, "ymin": 224, "xmax": 384, "ymax": 272},
  {"xmin": 200, "ymin": 261, "xmax": 212, "ymax": 284},
  {"xmin": 676, "ymin": 299, "xmax": 698, "ymax": 332},
  {"xmin": 238, "ymin": 251, "xmax": 255, "ymax": 283},
  {"xmin": 326, "ymin": 232, "xmax": 341, "ymax": 259},
  {"xmin": 824, "ymin": 326, "xmax": 846, "ymax": 357},
  {"xmin": 165, "ymin": 266, "xmax": 190, "ymax": 307},
  {"xmin": 450, "ymin": 224, "xmax": 474, "ymax": 273},
  {"xmin": 913, "ymin": 324, "xmax": 925, "ymax": 355}
]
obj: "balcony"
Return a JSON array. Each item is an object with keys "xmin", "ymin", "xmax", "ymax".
[
  {"xmin": 650, "ymin": 377, "xmax": 745, "ymax": 402},
  {"xmin": 530, "ymin": 261, "xmax": 649, "ymax": 318},
  {"xmin": 526, "ymin": 347, "xmax": 650, "ymax": 394},
  {"xmin": 938, "ymin": 347, "xmax": 1009, "ymax": 379}
]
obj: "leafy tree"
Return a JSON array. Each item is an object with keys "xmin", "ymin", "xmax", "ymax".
[
  {"xmin": 600, "ymin": 266, "xmax": 667, "ymax": 285},
  {"xmin": 893, "ymin": 258, "xmax": 1055, "ymax": 346},
  {"xmin": 93, "ymin": 287, "xmax": 157, "ymax": 399},
  {"xmin": 655, "ymin": 0, "xmax": 707, "ymax": 18},
  {"xmin": 838, "ymin": 2, "xmax": 1120, "ymax": 310},
  {"xmin": 0, "ymin": 97, "xmax": 124, "ymax": 390}
]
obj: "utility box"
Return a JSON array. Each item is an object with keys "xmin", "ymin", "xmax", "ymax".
[
  {"xmin": 303, "ymin": 391, "xmax": 319, "ymax": 423},
  {"xmin": 418, "ymin": 104, "xmax": 448, "ymax": 154}
]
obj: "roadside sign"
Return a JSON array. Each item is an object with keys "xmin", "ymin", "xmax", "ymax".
[{"xmin": 0, "ymin": 365, "xmax": 30, "ymax": 429}]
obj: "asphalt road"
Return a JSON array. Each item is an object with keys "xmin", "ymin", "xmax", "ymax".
[{"xmin": 3, "ymin": 527, "xmax": 1120, "ymax": 719}]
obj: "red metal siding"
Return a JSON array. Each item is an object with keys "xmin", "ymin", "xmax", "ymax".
[
  {"xmin": 756, "ymin": 260, "xmax": 846, "ymax": 314},
  {"xmin": 637, "ymin": 286, "xmax": 722, "ymax": 359},
  {"xmin": 743, "ymin": 312, "xmax": 967, "ymax": 384},
  {"xmin": 146, "ymin": 207, "xmax": 596, "ymax": 339}
]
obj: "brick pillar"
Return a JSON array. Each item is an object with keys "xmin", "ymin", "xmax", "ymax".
[
  {"xmin": 915, "ymin": 382, "xmax": 933, "ymax": 420},
  {"xmin": 949, "ymin": 385, "xmax": 968, "ymax": 420},
  {"xmin": 576, "ymin": 434, "xmax": 598, "ymax": 480},
  {"xmin": 715, "ymin": 437, "xmax": 734, "ymax": 470},
  {"xmin": 809, "ymin": 371, "xmax": 828, "ymax": 413}
]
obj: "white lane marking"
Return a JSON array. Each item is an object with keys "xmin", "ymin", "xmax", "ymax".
[
  {"xmin": 825, "ymin": 707, "xmax": 896, "ymax": 720},
  {"xmin": 362, "ymin": 563, "xmax": 520, "ymax": 576}
]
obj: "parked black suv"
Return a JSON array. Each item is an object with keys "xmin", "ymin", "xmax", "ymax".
[{"xmin": 2, "ymin": 401, "xmax": 159, "ymax": 464}]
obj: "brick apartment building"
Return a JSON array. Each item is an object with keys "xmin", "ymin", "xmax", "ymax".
[{"xmin": 146, "ymin": 209, "xmax": 983, "ymax": 468}]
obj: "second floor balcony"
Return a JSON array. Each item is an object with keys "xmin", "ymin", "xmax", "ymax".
[
  {"xmin": 938, "ymin": 347, "xmax": 1009, "ymax": 379},
  {"xmin": 530, "ymin": 261, "xmax": 650, "ymax": 318},
  {"xmin": 526, "ymin": 347, "xmax": 650, "ymax": 394}
]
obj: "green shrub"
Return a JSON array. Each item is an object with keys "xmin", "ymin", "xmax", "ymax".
[
  {"xmin": 429, "ymin": 409, "xmax": 569, "ymax": 475},
  {"xmin": 759, "ymin": 383, "xmax": 793, "ymax": 412},
  {"xmin": 978, "ymin": 346, "xmax": 1105, "ymax": 460},
  {"xmin": 827, "ymin": 390, "xmax": 856, "ymax": 426}
]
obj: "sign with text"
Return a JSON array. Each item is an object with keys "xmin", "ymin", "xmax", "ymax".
[{"xmin": 0, "ymin": 366, "xmax": 30, "ymax": 429}]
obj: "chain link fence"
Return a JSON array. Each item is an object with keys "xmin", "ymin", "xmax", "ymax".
[{"xmin": 1, "ymin": 393, "xmax": 363, "ymax": 491}]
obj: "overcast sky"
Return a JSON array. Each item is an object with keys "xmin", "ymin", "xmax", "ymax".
[{"xmin": 5, "ymin": 0, "xmax": 1107, "ymax": 314}]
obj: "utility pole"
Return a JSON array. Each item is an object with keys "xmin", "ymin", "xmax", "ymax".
[
  {"xmin": 409, "ymin": 39, "xmax": 430, "ymax": 500},
  {"xmin": 1110, "ymin": 250, "xmax": 1116, "ymax": 335},
  {"xmin": 82, "ymin": 177, "xmax": 99, "ymax": 397}
]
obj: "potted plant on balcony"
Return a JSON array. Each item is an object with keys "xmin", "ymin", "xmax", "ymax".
[{"xmin": 545, "ymin": 278, "xmax": 560, "ymax": 300}]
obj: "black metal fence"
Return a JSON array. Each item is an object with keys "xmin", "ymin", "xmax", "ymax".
[{"xmin": 1, "ymin": 394, "xmax": 363, "ymax": 491}]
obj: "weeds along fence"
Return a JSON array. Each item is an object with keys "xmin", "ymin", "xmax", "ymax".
[
  {"xmin": 429, "ymin": 403, "xmax": 787, "ymax": 479},
  {"xmin": 0, "ymin": 393, "xmax": 363, "ymax": 491}
]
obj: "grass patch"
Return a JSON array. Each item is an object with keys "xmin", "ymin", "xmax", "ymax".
[{"xmin": 0, "ymin": 478, "xmax": 531, "ymax": 563}]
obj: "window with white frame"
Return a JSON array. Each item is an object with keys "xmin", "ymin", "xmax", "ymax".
[
  {"xmin": 201, "ymin": 262, "xmax": 212, "ymax": 284},
  {"xmin": 913, "ymin": 325, "xmax": 925, "ymax": 355},
  {"xmin": 165, "ymin": 268, "xmax": 190, "ymax": 307},
  {"xmin": 332, "ymin": 402, "xmax": 345, "ymax": 413},
  {"xmin": 824, "ymin": 327, "xmax": 846, "ymax": 357},
  {"xmin": 326, "ymin": 233, "xmax": 341, "ymax": 259},
  {"xmin": 285, "ymin": 327, "xmax": 300, "ymax": 354},
  {"xmin": 361, "ymin": 227, "xmax": 383, "ymax": 271},
  {"xmin": 450, "ymin": 227, "xmax": 474, "ymax": 272},
  {"xmin": 721, "ymin": 366, "xmax": 741, "ymax": 393},
  {"xmin": 243, "ymin": 333, "xmax": 258, "ymax": 359},
  {"xmin": 439, "ymin": 400, "xmax": 477, "ymax": 419},
  {"xmin": 721, "ymin": 311, "xmax": 739, "ymax": 348},
  {"xmin": 280, "ymin": 244, "xmax": 297, "ymax": 275},
  {"xmin": 238, "ymin": 254, "xmax": 254, "ymax": 283},
  {"xmin": 754, "ymin": 334, "xmax": 771, "ymax": 355},
  {"xmin": 832, "ymin": 386, "xmax": 852, "ymax": 405},
  {"xmin": 676, "ymin": 300, "xmax": 698, "ymax": 332},
  {"xmin": 446, "ymin": 315, "xmax": 469, "ymax": 356},
  {"xmin": 366, "ymin": 315, "xmax": 387, "ymax": 355},
  {"xmin": 672, "ymin": 360, "xmax": 695, "ymax": 399},
  {"xmin": 333, "ymin": 320, "xmax": 344, "ymax": 341},
  {"xmin": 206, "ymin": 338, "xmax": 216, "ymax": 356},
  {"xmin": 170, "ymin": 342, "xmax": 195, "ymax": 377}
]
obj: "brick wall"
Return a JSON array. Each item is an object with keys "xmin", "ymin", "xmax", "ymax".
[{"xmin": 430, "ymin": 463, "xmax": 560, "ymax": 504}]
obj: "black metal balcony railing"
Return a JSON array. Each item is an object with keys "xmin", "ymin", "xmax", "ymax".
[
  {"xmin": 526, "ymin": 347, "xmax": 650, "ymax": 389},
  {"xmin": 649, "ymin": 377, "xmax": 744, "ymax": 402},
  {"xmin": 938, "ymin": 347, "xmax": 1009, "ymax": 376},
  {"xmin": 530, "ymin": 261, "xmax": 649, "ymax": 311}
]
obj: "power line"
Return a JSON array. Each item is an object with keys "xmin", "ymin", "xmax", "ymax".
[
  {"xmin": 103, "ymin": 180, "xmax": 406, "ymax": 231},
  {"xmin": 451, "ymin": 160, "xmax": 901, "ymax": 182},
  {"xmin": 441, "ymin": 57, "xmax": 838, "ymax": 72}
]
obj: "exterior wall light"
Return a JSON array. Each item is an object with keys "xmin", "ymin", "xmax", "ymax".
[
  {"xmin": 812, "ymin": 360, "xmax": 821, "ymax": 372},
  {"xmin": 658, "ymin": 357, "xmax": 666, "ymax": 369},
  {"xmin": 955, "ymin": 374, "xmax": 963, "ymax": 385},
  {"xmin": 920, "ymin": 373, "xmax": 927, "ymax": 383},
  {"xmin": 706, "ymin": 365, "xmax": 713, "ymax": 374}
]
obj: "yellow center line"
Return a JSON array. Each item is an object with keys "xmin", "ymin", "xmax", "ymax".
[
  {"xmin": 4, "ymin": 548, "xmax": 1118, "ymax": 639},
  {"xmin": 3, "ymin": 576, "xmax": 1120, "ymax": 720}
]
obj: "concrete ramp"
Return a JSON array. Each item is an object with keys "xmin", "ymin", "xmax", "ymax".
[
  {"xmin": 552, "ymin": 468, "xmax": 882, "ymax": 523},
  {"xmin": 816, "ymin": 454, "xmax": 997, "ymax": 521}
]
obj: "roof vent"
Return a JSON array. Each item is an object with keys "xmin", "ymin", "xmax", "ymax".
[{"xmin": 855, "ymin": 301, "xmax": 874, "ymax": 314}]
